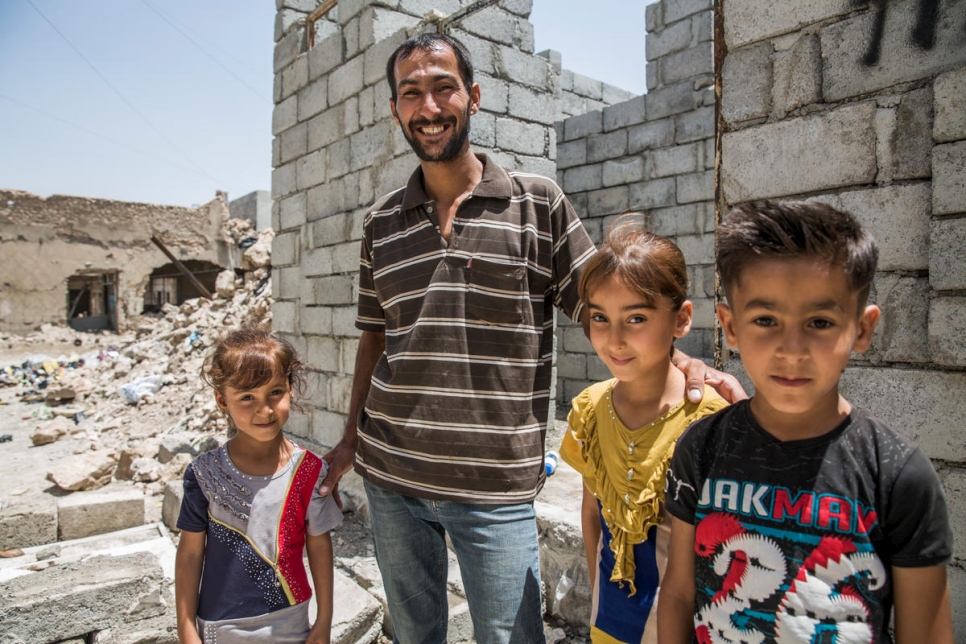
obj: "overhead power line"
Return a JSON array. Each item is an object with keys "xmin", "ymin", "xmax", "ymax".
[
  {"xmin": 140, "ymin": 0, "xmax": 271, "ymax": 104},
  {"xmin": 23, "ymin": 0, "xmax": 221, "ymax": 184}
]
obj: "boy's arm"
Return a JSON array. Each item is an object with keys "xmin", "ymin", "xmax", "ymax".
[
  {"xmin": 658, "ymin": 516, "xmax": 697, "ymax": 644},
  {"xmin": 175, "ymin": 530, "xmax": 206, "ymax": 644},
  {"xmin": 305, "ymin": 532, "xmax": 335, "ymax": 644},
  {"xmin": 892, "ymin": 564, "xmax": 953, "ymax": 644},
  {"xmin": 580, "ymin": 485, "xmax": 601, "ymax": 590}
]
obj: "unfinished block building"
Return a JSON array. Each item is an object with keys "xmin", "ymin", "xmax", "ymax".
[{"xmin": 271, "ymin": 0, "xmax": 965, "ymax": 632}]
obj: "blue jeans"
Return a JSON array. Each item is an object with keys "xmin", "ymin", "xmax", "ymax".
[{"xmin": 364, "ymin": 481, "xmax": 544, "ymax": 644}]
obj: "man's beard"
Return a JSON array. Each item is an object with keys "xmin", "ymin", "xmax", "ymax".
[{"xmin": 401, "ymin": 103, "xmax": 472, "ymax": 162}]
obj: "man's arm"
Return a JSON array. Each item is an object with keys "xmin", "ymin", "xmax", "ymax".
[
  {"xmin": 580, "ymin": 485, "xmax": 601, "ymax": 590},
  {"xmin": 319, "ymin": 330, "xmax": 385, "ymax": 502},
  {"xmin": 305, "ymin": 532, "xmax": 335, "ymax": 644},
  {"xmin": 657, "ymin": 516, "xmax": 697, "ymax": 644},
  {"xmin": 892, "ymin": 565, "xmax": 954, "ymax": 644},
  {"xmin": 174, "ymin": 530, "xmax": 206, "ymax": 644}
]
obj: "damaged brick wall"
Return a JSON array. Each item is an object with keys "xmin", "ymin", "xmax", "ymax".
[{"xmin": 0, "ymin": 190, "xmax": 232, "ymax": 334}]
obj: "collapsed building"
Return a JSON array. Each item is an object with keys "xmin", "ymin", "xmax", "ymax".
[{"xmin": 0, "ymin": 189, "xmax": 271, "ymax": 335}]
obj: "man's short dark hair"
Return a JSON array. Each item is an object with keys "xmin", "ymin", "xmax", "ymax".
[
  {"xmin": 717, "ymin": 200, "xmax": 879, "ymax": 306},
  {"xmin": 386, "ymin": 33, "xmax": 474, "ymax": 102}
]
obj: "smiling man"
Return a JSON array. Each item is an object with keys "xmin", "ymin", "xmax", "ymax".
[{"xmin": 319, "ymin": 32, "xmax": 740, "ymax": 644}]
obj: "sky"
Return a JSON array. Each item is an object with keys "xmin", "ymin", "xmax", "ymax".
[{"xmin": 0, "ymin": 0, "xmax": 649, "ymax": 208}]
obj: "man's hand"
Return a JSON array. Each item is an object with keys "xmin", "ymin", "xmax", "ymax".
[
  {"xmin": 320, "ymin": 437, "xmax": 357, "ymax": 510},
  {"xmin": 673, "ymin": 349, "xmax": 748, "ymax": 404}
]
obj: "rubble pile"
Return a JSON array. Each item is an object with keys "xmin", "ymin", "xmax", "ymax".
[{"xmin": 2, "ymin": 228, "xmax": 274, "ymax": 496}]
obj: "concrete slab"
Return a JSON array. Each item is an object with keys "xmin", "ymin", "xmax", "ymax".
[{"xmin": 57, "ymin": 487, "xmax": 145, "ymax": 540}]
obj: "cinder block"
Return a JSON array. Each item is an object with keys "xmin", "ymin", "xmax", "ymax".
[
  {"xmin": 57, "ymin": 489, "xmax": 145, "ymax": 541},
  {"xmin": 602, "ymin": 83, "xmax": 636, "ymax": 107},
  {"xmin": 279, "ymin": 121, "xmax": 309, "ymax": 164},
  {"xmin": 930, "ymin": 217, "xmax": 966, "ymax": 291},
  {"xmin": 359, "ymin": 7, "xmax": 419, "ymax": 52},
  {"xmin": 564, "ymin": 110, "xmax": 602, "ymax": 141},
  {"xmin": 645, "ymin": 17, "xmax": 692, "ymax": 61},
  {"xmin": 297, "ymin": 149, "xmax": 327, "ymax": 191},
  {"xmin": 629, "ymin": 177, "xmax": 677, "ymax": 210},
  {"xmin": 662, "ymin": 45, "xmax": 714, "ymax": 86},
  {"xmin": 477, "ymin": 75, "xmax": 509, "ymax": 114},
  {"xmin": 772, "ymin": 33, "xmax": 821, "ymax": 117},
  {"xmin": 722, "ymin": 41, "xmax": 773, "ymax": 123},
  {"xmin": 665, "ymin": 0, "xmax": 712, "ymax": 24},
  {"xmin": 331, "ymin": 241, "xmax": 361, "ymax": 274},
  {"xmin": 299, "ymin": 305, "xmax": 333, "ymax": 336},
  {"xmin": 308, "ymin": 32, "xmax": 343, "ymax": 80},
  {"xmin": 281, "ymin": 56, "xmax": 309, "ymax": 101},
  {"xmin": 930, "ymin": 297, "xmax": 966, "ymax": 367},
  {"xmin": 675, "ymin": 106, "xmax": 714, "ymax": 144},
  {"xmin": 508, "ymin": 85, "xmax": 556, "ymax": 126},
  {"xmin": 646, "ymin": 143, "xmax": 699, "ymax": 179},
  {"xmin": 563, "ymin": 165, "xmax": 603, "ymax": 194},
  {"xmin": 893, "ymin": 86, "xmax": 932, "ymax": 180},
  {"xmin": 674, "ymin": 232, "xmax": 715, "ymax": 265},
  {"xmin": 556, "ymin": 140, "xmax": 587, "ymax": 170},
  {"xmin": 272, "ymin": 232, "xmax": 298, "ymax": 267},
  {"xmin": 840, "ymin": 367, "xmax": 966, "ymax": 462},
  {"xmin": 272, "ymin": 161, "xmax": 297, "ymax": 199},
  {"xmin": 602, "ymin": 96, "xmax": 647, "ymax": 132},
  {"xmin": 821, "ymin": 0, "xmax": 966, "ymax": 102},
  {"xmin": 469, "ymin": 111, "xmax": 497, "ymax": 148},
  {"xmin": 806, "ymin": 183, "xmax": 930, "ymax": 272},
  {"xmin": 298, "ymin": 79, "xmax": 328, "ymax": 121},
  {"xmin": 603, "ymin": 157, "xmax": 644, "ymax": 186},
  {"xmin": 273, "ymin": 94, "xmax": 298, "ymax": 135},
  {"xmin": 645, "ymin": 82, "xmax": 697, "ymax": 120},
  {"xmin": 628, "ymin": 118, "xmax": 676, "ymax": 153},
  {"xmin": 497, "ymin": 46, "xmax": 552, "ymax": 91},
  {"xmin": 572, "ymin": 72, "xmax": 604, "ymax": 101},
  {"xmin": 280, "ymin": 192, "xmax": 307, "ymax": 230},
  {"xmin": 587, "ymin": 130, "xmax": 629, "ymax": 164},
  {"xmin": 272, "ymin": 300, "xmax": 298, "ymax": 333},
  {"xmin": 314, "ymin": 274, "xmax": 355, "ymax": 306},
  {"xmin": 933, "ymin": 141, "xmax": 966, "ymax": 216},
  {"xmin": 277, "ymin": 266, "xmax": 302, "ymax": 301},
  {"xmin": 274, "ymin": 29, "xmax": 303, "ymax": 74},
  {"xmin": 935, "ymin": 67, "xmax": 966, "ymax": 143},
  {"xmin": 161, "ymin": 481, "xmax": 183, "ymax": 533},
  {"xmin": 721, "ymin": 102, "xmax": 877, "ymax": 202},
  {"xmin": 950, "ymin": 565, "xmax": 966, "ymax": 642},
  {"xmin": 307, "ymin": 335, "xmax": 340, "ymax": 373},
  {"xmin": 0, "ymin": 502, "xmax": 57, "ymax": 550},
  {"xmin": 328, "ymin": 55, "xmax": 365, "ymax": 106},
  {"xmin": 865, "ymin": 274, "xmax": 930, "ymax": 364},
  {"xmin": 496, "ymin": 119, "xmax": 547, "ymax": 156},
  {"xmin": 676, "ymin": 170, "xmax": 714, "ymax": 203},
  {"xmin": 650, "ymin": 203, "xmax": 713, "ymax": 237},
  {"xmin": 586, "ymin": 186, "xmax": 629, "ymax": 218},
  {"xmin": 460, "ymin": 8, "xmax": 531, "ymax": 50},
  {"xmin": 724, "ymin": 0, "xmax": 850, "ymax": 50}
]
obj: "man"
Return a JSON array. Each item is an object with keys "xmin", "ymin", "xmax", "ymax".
[{"xmin": 321, "ymin": 33, "xmax": 743, "ymax": 644}]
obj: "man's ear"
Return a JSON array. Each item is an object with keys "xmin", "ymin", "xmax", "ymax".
[
  {"xmin": 674, "ymin": 301, "xmax": 693, "ymax": 339},
  {"xmin": 469, "ymin": 83, "xmax": 481, "ymax": 115},
  {"xmin": 853, "ymin": 304, "xmax": 881, "ymax": 354},
  {"xmin": 389, "ymin": 99, "xmax": 400, "ymax": 125},
  {"xmin": 717, "ymin": 303, "xmax": 739, "ymax": 348}
]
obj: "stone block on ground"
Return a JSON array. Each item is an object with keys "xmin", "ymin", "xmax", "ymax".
[
  {"xmin": 162, "ymin": 480, "xmax": 185, "ymax": 533},
  {"xmin": 0, "ymin": 500, "xmax": 57, "ymax": 550},
  {"xmin": 58, "ymin": 488, "xmax": 146, "ymax": 540},
  {"xmin": 157, "ymin": 433, "xmax": 198, "ymax": 464},
  {"xmin": 309, "ymin": 563, "xmax": 384, "ymax": 644},
  {"xmin": 47, "ymin": 450, "xmax": 117, "ymax": 491},
  {"xmin": 31, "ymin": 415, "xmax": 76, "ymax": 446},
  {"xmin": 0, "ymin": 551, "xmax": 167, "ymax": 643}
]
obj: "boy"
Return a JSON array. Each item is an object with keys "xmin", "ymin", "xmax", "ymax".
[{"xmin": 658, "ymin": 201, "xmax": 954, "ymax": 643}]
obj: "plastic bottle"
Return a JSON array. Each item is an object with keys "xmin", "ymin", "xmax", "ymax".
[{"xmin": 544, "ymin": 450, "xmax": 560, "ymax": 476}]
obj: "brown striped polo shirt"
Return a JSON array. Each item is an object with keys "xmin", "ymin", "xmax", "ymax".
[{"xmin": 353, "ymin": 154, "xmax": 596, "ymax": 503}]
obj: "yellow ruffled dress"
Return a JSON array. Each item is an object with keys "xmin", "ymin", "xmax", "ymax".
[{"xmin": 560, "ymin": 379, "xmax": 726, "ymax": 643}]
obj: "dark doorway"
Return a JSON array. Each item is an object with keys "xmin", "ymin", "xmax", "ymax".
[
  {"xmin": 67, "ymin": 272, "xmax": 117, "ymax": 331},
  {"xmin": 143, "ymin": 260, "xmax": 223, "ymax": 313}
]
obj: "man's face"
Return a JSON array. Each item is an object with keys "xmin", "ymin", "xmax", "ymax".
[{"xmin": 389, "ymin": 45, "xmax": 479, "ymax": 163}]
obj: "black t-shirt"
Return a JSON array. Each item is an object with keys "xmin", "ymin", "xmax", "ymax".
[{"xmin": 665, "ymin": 400, "xmax": 952, "ymax": 643}]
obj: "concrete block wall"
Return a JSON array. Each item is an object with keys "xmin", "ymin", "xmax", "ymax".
[
  {"xmin": 536, "ymin": 49, "xmax": 637, "ymax": 121},
  {"xmin": 553, "ymin": 0, "xmax": 716, "ymax": 411},
  {"xmin": 271, "ymin": 0, "xmax": 559, "ymax": 448},
  {"xmin": 718, "ymin": 0, "xmax": 966, "ymax": 634}
]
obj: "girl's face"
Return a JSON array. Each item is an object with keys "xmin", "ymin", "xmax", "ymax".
[
  {"xmin": 215, "ymin": 373, "xmax": 292, "ymax": 444},
  {"xmin": 586, "ymin": 274, "xmax": 692, "ymax": 385}
]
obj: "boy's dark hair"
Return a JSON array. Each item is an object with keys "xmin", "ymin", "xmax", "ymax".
[
  {"xmin": 717, "ymin": 200, "xmax": 878, "ymax": 307},
  {"xmin": 202, "ymin": 328, "xmax": 307, "ymax": 414},
  {"xmin": 386, "ymin": 33, "xmax": 474, "ymax": 101}
]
